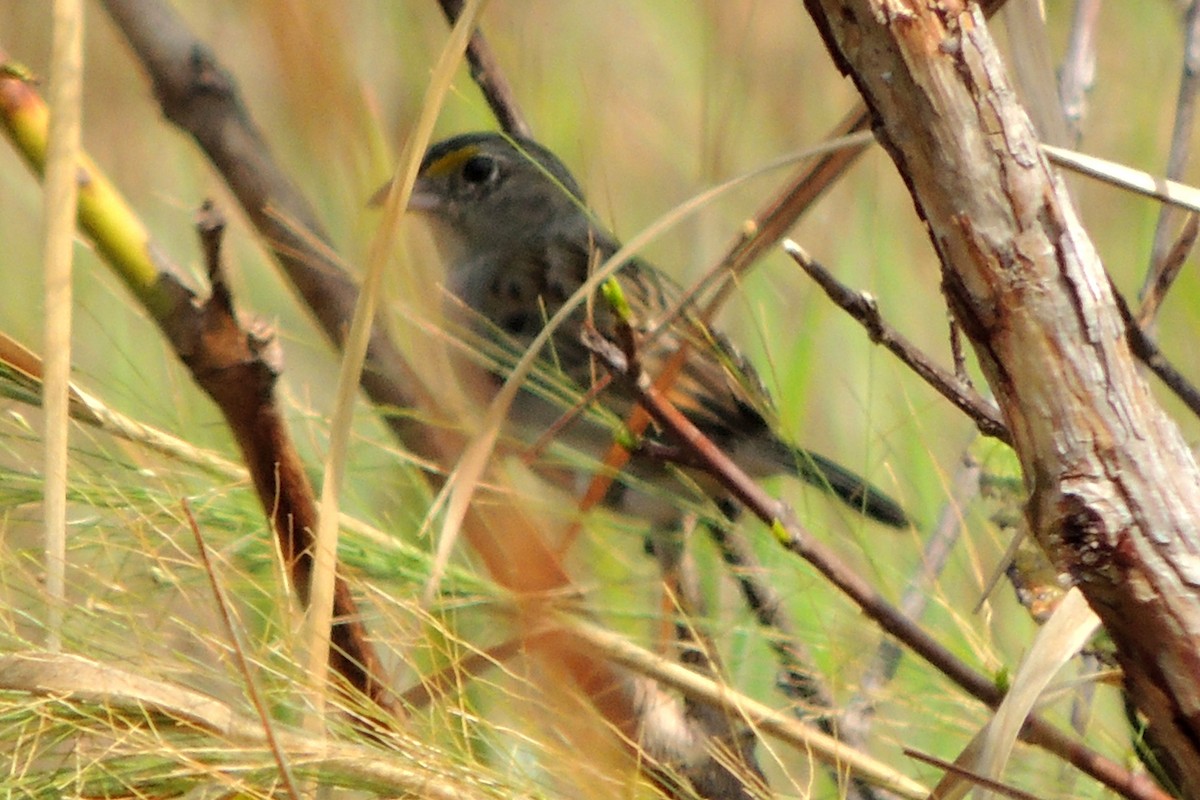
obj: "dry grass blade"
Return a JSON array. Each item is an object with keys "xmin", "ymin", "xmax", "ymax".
[
  {"xmin": 0, "ymin": 331, "xmax": 248, "ymax": 480},
  {"xmin": 309, "ymin": 0, "xmax": 490, "ymax": 722},
  {"xmin": 934, "ymin": 589, "xmax": 1101, "ymax": 800},
  {"xmin": 184, "ymin": 500, "xmax": 302, "ymax": 800},
  {"xmin": 0, "ymin": 652, "xmax": 520, "ymax": 799},
  {"xmin": 40, "ymin": 0, "xmax": 84, "ymax": 654},
  {"xmin": 1043, "ymin": 143, "xmax": 1200, "ymax": 212},
  {"xmin": 558, "ymin": 614, "xmax": 929, "ymax": 798}
]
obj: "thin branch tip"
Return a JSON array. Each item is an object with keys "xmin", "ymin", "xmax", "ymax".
[{"xmin": 781, "ymin": 238, "xmax": 809, "ymax": 261}]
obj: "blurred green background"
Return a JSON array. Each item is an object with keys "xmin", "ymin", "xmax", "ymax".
[{"xmin": 0, "ymin": 2, "xmax": 1195, "ymax": 797}]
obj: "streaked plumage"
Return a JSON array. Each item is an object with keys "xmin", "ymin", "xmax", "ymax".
[{"xmin": 403, "ymin": 132, "xmax": 908, "ymax": 529}]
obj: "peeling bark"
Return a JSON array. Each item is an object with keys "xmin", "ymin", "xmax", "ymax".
[{"xmin": 803, "ymin": 1, "xmax": 1200, "ymax": 792}]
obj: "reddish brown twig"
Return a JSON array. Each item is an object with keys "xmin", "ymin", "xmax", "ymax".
[
  {"xmin": 1113, "ymin": 280, "xmax": 1200, "ymax": 421},
  {"xmin": 189, "ymin": 203, "xmax": 399, "ymax": 727}
]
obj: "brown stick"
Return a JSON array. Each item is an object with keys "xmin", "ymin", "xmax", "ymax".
[
  {"xmin": 434, "ymin": 0, "xmax": 531, "ymax": 138},
  {"xmin": 188, "ymin": 202, "xmax": 398, "ymax": 724}
]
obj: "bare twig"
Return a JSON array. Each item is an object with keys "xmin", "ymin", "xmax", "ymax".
[
  {"xmin": 434, "ymin": 0, "xmax": 530, "ymax": 138},
  {"xmin": 1143, "ymin": 0, "xmax": 1200, "ymax": 306},
  {"xmin": 1114, "ymin": 282, "xmax": 1200, "ymax": 420},
  {"xmin": 783, "ymin": 240, "xmax": 1010, "ymax": 444},
  {"xmin": 604, "ymin": 282, "xmax": 770, "ymax": 797},
  {"xmin": 902, "ymin": 749, "xmax": 1043, "ymax": 800},
  {"xmin": 1139, "ymin": 211, "xmax": 1200, "ymax": 328},
  {"xmin": 189, "ymin": 201, "xmax": 399, "ymax": 726},
  {"xmin": 1057, "ymin": 0, "xmax": 1101, "ymax": 144}
]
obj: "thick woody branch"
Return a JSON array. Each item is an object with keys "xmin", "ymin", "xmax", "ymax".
[
  {"xmin": 187, "ymin": 203, "xmax": 399, "ymax": 725},
  {"xmin": 802, "ymin": 0, "xmax": 1200, "ymax": 793}
]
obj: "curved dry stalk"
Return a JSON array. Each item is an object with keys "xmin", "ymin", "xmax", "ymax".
[
  {"xmin": 184, "ymin": 500, "xmax": 303, "ymax": 800},
  {"xmin": 0, "ymin": 651, "xmax": 518, "ymax": 800}
]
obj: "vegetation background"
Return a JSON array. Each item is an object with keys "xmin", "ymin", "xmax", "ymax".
[{"xmin": 0, "ymin": 1, "xmax": 1195, "ymax": 797}]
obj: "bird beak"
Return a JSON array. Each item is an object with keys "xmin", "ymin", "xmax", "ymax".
[
  {"xmin": 368, "ymin": 177, "xmax": 440, "ymax": 213},
  {"xmin": 407, "ymin": 179, "xmax": 441, "ymax": 213}
]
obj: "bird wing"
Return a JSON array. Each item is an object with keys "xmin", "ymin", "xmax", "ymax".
[
  {"xmin": 454, "ymin": 224, "xmax": 781, "ymax": 453},
  {"xmin": 609, "ymin": 257, "xmax": 780, "ymax": 441}
]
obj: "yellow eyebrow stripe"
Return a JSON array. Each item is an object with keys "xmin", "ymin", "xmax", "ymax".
[{"xmin": 424, "ymin": 145, "xmax": 481, "ymax": 177}]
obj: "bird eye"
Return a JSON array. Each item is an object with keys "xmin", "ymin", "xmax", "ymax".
[{"xmin": 460, "ymin": 154, "xmax": 498, "ymax": 185}]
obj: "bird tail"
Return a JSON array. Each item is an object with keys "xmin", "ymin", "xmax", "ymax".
[{"xmin": 785, "ymin": 445, "xmax": 910, "ymax": 529}]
